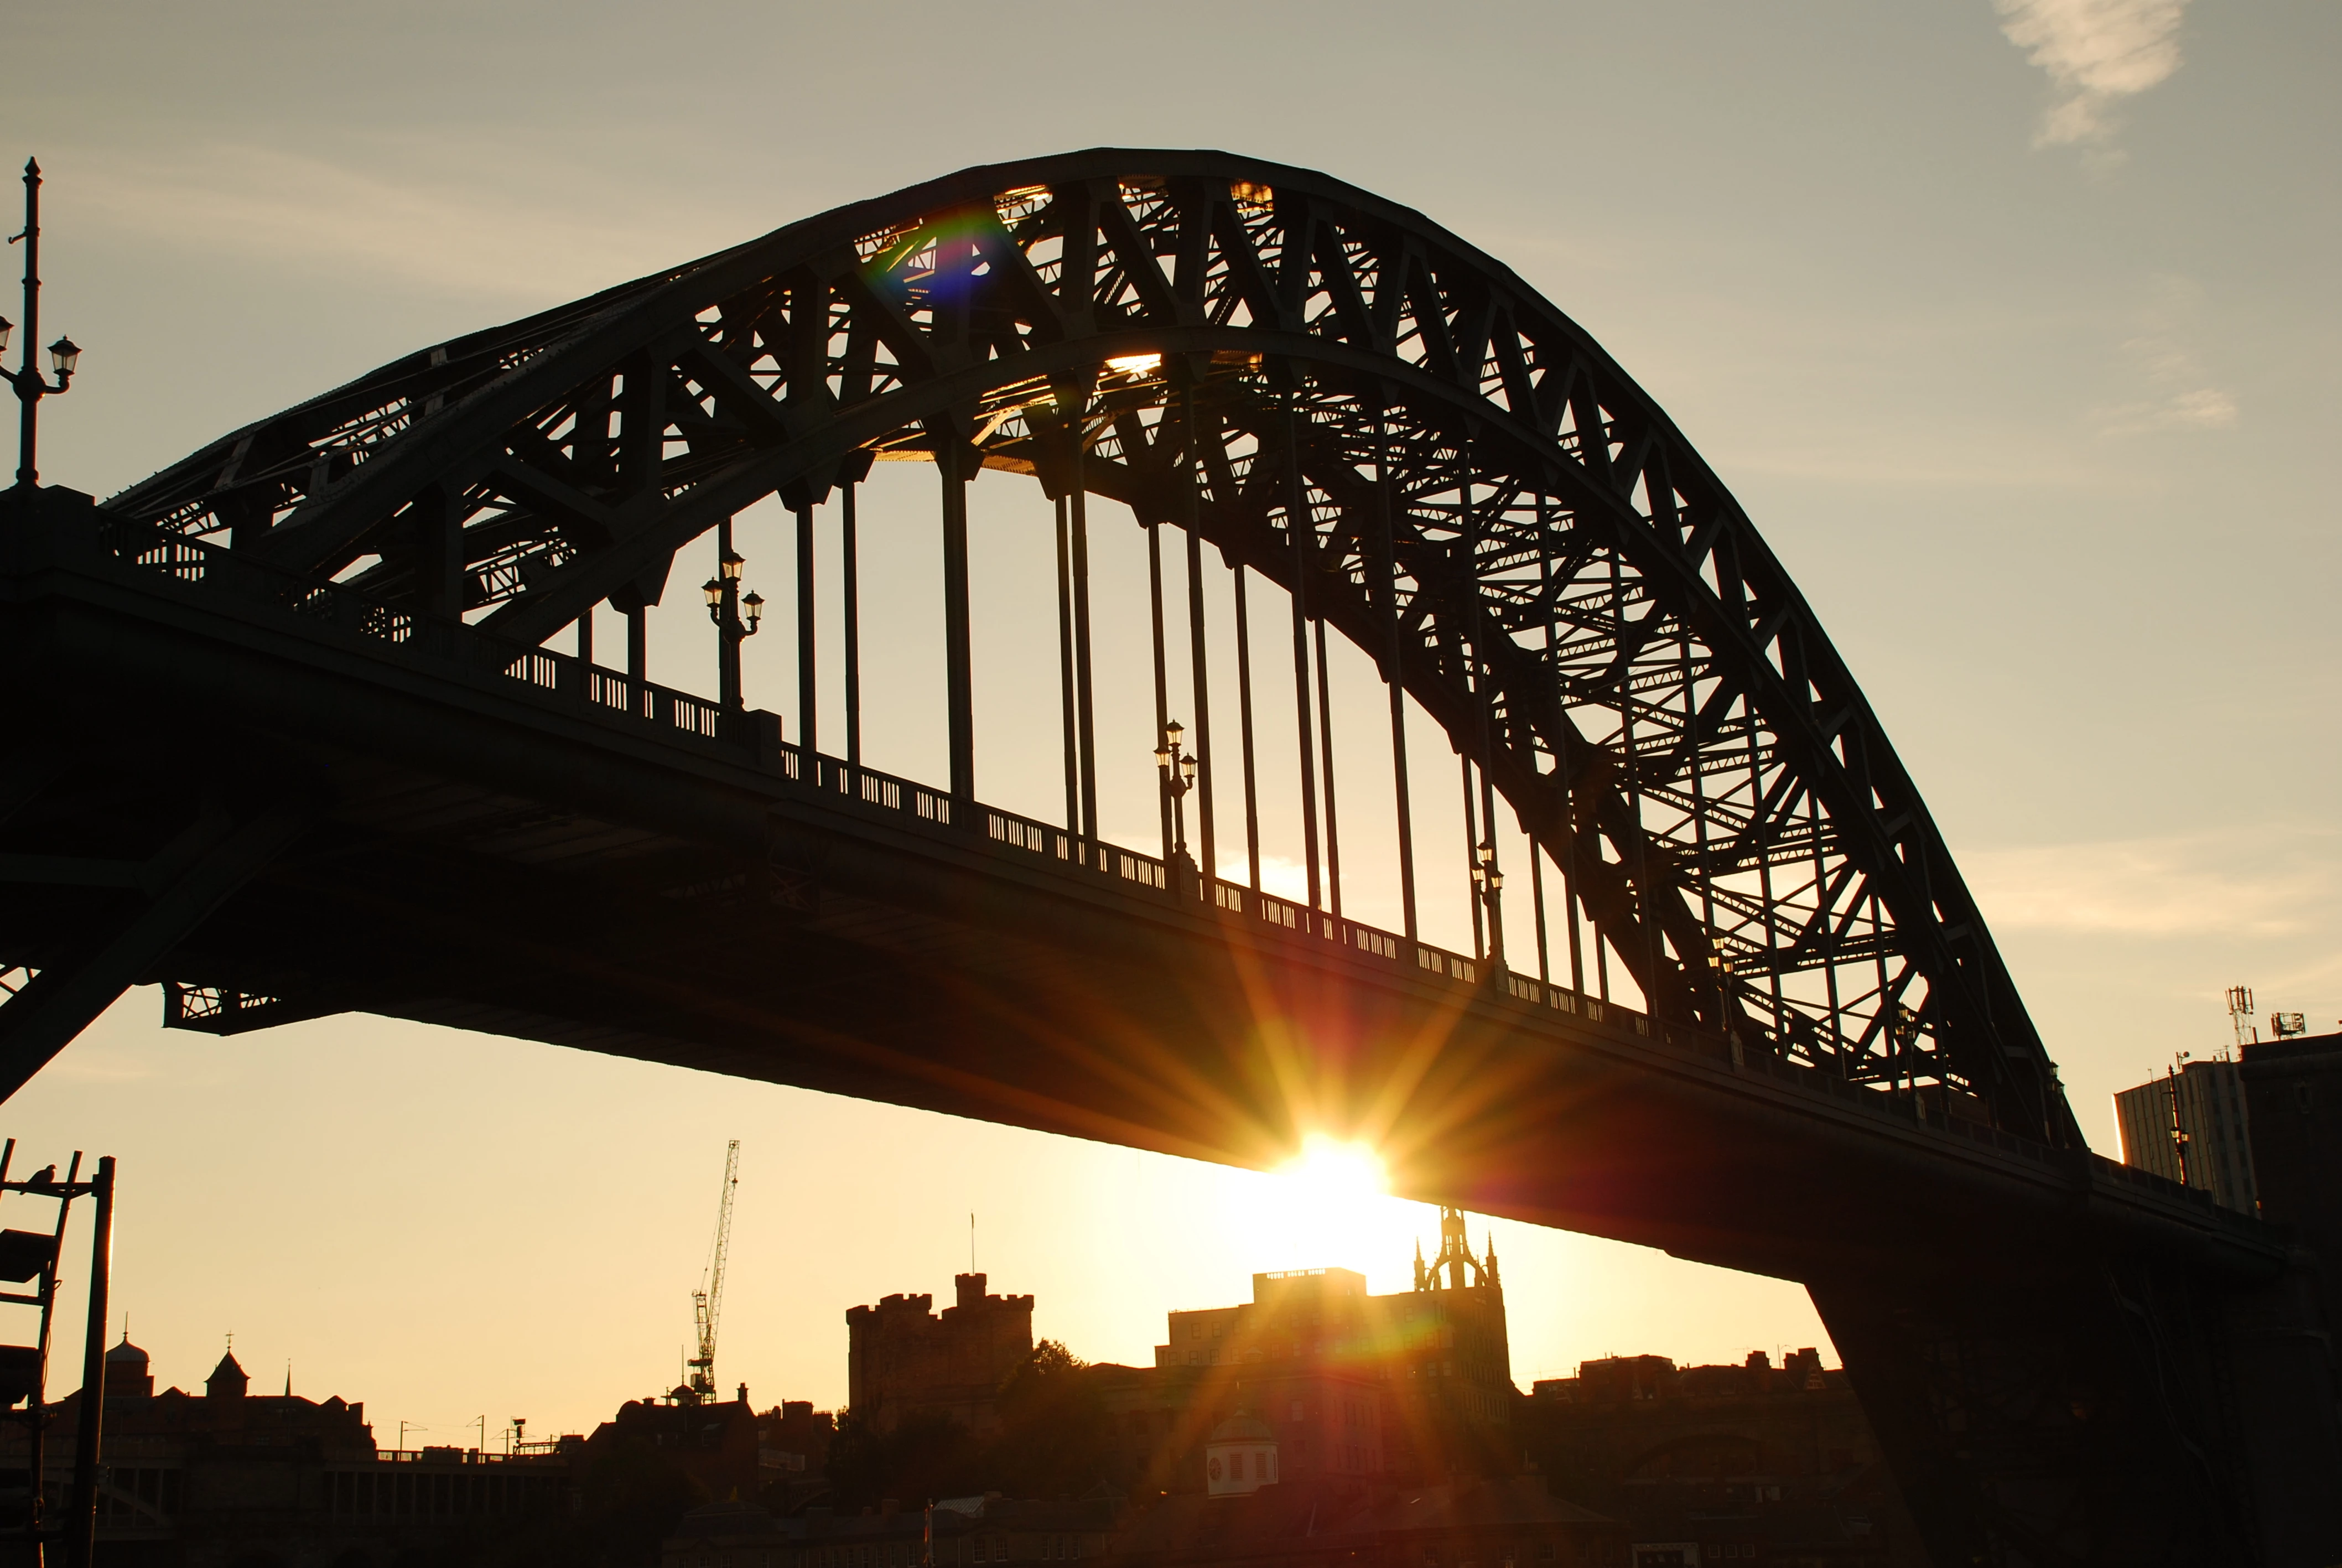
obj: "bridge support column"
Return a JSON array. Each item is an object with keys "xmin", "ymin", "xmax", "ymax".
[
  {"xmin": 939, "ymin": 439, "xmax": 975, "ymax": 808},
  {"xmin": 1462, "ymin": 756, "xmax": 1484, "ymax": 960},
  {"xmin": 1283, "ymin": 396, "xmax": 1321, "ymax": 914},
  {"xmin": 1056, "ymin": 495, "xmax": 1079, "ymax": 835},
  {"xmin": 625, "ymin": 603, "xmax": 648, "ymax": 709},
  {"xmin": 1232, "ymin": 563, "xmax": 1261, "ymax": 906},
  {"xmin": 796, "ymin": 499, "xmax": 817, "ymax": 753},
  {"xmin": 1071, "ymin": 459, "xmax": 1098, "ymax": 846},
  {"xmin": 1810, "ymin": 1247, "xmax": 2338, "ymax": 1567},
  {"xmin": 842, "ymin": 473, "xmax": 863, "ymax": 766},
  {"xmin": 1374, "ymin": 399, "xmax": 1417, "ymax": 949},
  {"xmin": 1175, "ymin": 378, "xmax": 1217, "ymax": 891},
  {"xmin": 1183, "ymin": 528, "xmax": 1216, "ymax": 897},
  {"xmin": 1315, "ymin": 618, "xmax": 1342, "ymax": 921},
  {"xmin": 1148, "ymin": 522, "xmax": 1171, "ymax": 860}
]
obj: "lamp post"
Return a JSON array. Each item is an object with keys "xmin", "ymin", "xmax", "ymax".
[
  {"xmin": 701, "ymin": 533, "xmax": 764, "ymax": 716},
  {"xmin": 1, "ymin": 159, "xmax": 82, "ymax": 489},
  {"xmin": 1157, "ymin": 719, "xmax": 1199, "ymax": 895},
  {"xmin": 1469, "ymin": 839, "xmax": 1505, "ymax": 968}
]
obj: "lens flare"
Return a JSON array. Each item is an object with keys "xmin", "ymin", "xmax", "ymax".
[
  {"xmin": 1280, "ymin": 1134, "xmax": 1389, "ymax": 1201},
  {"xmin": 1228, "ymin": 1134, "xmax": 1421, "ymax": 1282}
]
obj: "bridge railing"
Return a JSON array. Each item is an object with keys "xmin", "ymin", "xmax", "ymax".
[
  {"xmin": 764, "ymin": 740, "xmax": 1663, "ymax": 1042},
  {"xmin": 89, "ymin": 513, "xmax": 733, "ymax": 756}
]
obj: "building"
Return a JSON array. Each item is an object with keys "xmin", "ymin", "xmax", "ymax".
[
  {"xmin": 1151, "ymin": 1271, "xmax": 1390, "ymax": 1487},
  {"xmin": 2113, "ymin": 1057, "xmax": 2257, "ymax": 1213},
  {"xmin": 6, "ymin": 1335, "xmax": 574, "ymax": 1568},
  {"xmin": 660, "ymin": 1493, "xmax": 1114, "ymax": 1568},
  {"xmin": 1105, "ymin": 1474, "xmax": 1627, "ymax": 1568},
  {"xmin": 584, "ymin": 1385, "xmax": 819, "ymax": 1508},
  {"xmin": 2241, "ymin": 1030, "xmax": 2342, "ymax": 1309},
  {"xmin": 1149, "ymin": 1208, "xmax": 1515, "ymax": 1483},
  {"xmin": 1202, "ymin": 1413, "xmax": 1279, "ymax": 1498},
  {"xmin": 847, "ymin": 1274, "xmax": 1034, "ymax": 1437},
  {"xmin": 1526, "ymin": 1350, "xmax": 1922, "ymax": 1567}
]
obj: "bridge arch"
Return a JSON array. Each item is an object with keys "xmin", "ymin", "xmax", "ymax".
[{"xmin": 105, "ymin": 148, "xmax": 2072, "ymax": 1146}]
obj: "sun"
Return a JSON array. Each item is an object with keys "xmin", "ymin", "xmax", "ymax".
[
  {"xmin": 1279, "ymin": 1133, "xmax": 1390, "ymax": 1203},
  {"xmin": 1228, "ymin": 1134, "xmax": 1421, "ymax": 1281}
]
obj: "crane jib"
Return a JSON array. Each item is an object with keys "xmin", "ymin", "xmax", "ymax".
[{"xmin": 686, "ymin": 1139, "xmax": 741, "ymax": 1402}]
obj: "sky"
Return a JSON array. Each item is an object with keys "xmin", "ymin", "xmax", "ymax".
[{"xmin": 1, "ymin": 0, "xmax": 2335, "ymax": 1445}]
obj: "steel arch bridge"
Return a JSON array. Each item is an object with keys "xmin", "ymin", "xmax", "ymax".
[
  {"xmin": 1, "ymin": 150, "xmax": 2334, "ymax": 1562},
  {"xmin": 113, "ymin": 149, "xmax": 2061, "ymax": 1141}
]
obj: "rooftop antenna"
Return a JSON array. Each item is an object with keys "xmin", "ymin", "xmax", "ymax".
[
  {"xmin": 970, "ymin": 1212, "xmax": 977, "ymax": 1273},
  {"xmin": 685, "ymin": 1140, "xmax": 740, "ymax": 1403},
  {"xmin": 2166, "ymin": 1062, "xmax": 2192, "ymax": 1188},
  {"xmin": 2227, "ymin": 985, "xmax": 2256, "ymax": 1055}
]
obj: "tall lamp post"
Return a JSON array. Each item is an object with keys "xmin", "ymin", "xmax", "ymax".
[
  {"xmin": 702, "ymin": 541, "xmax": 765, "ymax": 716},
  {"xmin": 1157, "ymin": 719, "xmax": 1199, "ymax": 896},
  {"xmin": 1470, "ymin": 839, "xmax": 1505, "ymax": 969},
  {"xmin": 1, "ymin": 159, "xmax": 81, "ymax": 488}
]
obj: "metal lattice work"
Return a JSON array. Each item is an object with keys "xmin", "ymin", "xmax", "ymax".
[{"xmin": 105, "ymin": 149, "xmax": 2077, "ymax": 1148}]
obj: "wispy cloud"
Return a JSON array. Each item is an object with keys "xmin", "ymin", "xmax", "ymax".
[
  {"xmin": 1994, "ymin": 0, "xmax": 2192, "ymax": 154},
  {"xmin": 2093, "ymin": 273, "xmax": 2238, "ymax": 435},
  {"xmin": 1964, "ymin": 827, "xmax": 2338, "ymax": 938},
  {"xmin": 2094, "ymin": 385, "xmax": 2235, "ymax": 436},
  {"xmin": 72, "ymin": 143, "xmax": 736, "ymax": 305}
]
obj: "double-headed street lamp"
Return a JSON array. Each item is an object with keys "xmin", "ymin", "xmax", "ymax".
[
  {"xmin": 1706, "ymin": 951, "xmax": 1733, "ymax": 1025},
  {"xmin": 1156, "ymin": 719, "xmax": 1199, "ymax": 891},
  {"xmin": 1470, "ymin": 839, "xmax": 1505, "ymax": 968},
  {"xmin": 702, "ymin": 542, "xmax": 764, "ymax": 714},
  {"xmin": 2, "ymin": 159, "xmax": 84, "ymax": 489}
]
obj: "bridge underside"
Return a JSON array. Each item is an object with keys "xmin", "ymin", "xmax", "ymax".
[{"xmin": 6, "ymin": 484, "xmax": 2335, "ymax": 1564}]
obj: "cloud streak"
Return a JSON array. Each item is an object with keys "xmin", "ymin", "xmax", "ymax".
[
  {"xmin": 72, "ymin": 143, "xmax": 737, "ymax": 305},
  {"xmin": 2093, "ymin": 273, "xmax": 2238, "ymax": 435},
  {"xmin": 1994, "ymin": 0, "xmax": 2192, "ymax": 150},
  {"xmin": 1964, "ymin": 828, "xmax": 2337, "ymax": 938}
]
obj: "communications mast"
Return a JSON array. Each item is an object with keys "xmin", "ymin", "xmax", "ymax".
[{"xmin": 685, "ymin": 1140, "xmax": 739, "ymax": 1403}]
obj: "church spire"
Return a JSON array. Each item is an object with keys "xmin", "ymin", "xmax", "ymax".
[
  {"xmin": 206, "ymin": 1339, "xmax": 248, "ymax": 1400},
  {"xmin": 1420, "ymin": 1205, "xmax": 1488, "ymax": 1290}
]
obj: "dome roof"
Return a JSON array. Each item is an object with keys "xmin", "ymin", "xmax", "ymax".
[
  {"xmin": 105, "ymin": 1338, "xmax": 148, "ymax": 1364},
  {"xmin": 1208, "ymin": 1411, "xmax": 1274, "ymax": 1445}
]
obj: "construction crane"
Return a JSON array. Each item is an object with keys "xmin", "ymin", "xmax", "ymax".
[{"xmin": 684, "ymin": 1140, "xmax": 739, "ymax": 1403}]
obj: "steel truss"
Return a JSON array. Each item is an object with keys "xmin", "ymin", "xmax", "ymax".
[{"xmin": 106, "ymin": 149, "xmax": 2076, "ymax": 1148}]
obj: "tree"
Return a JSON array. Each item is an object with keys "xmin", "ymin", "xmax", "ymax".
[
  {"xmin": 827, "ymin": 1408, "xmax": 984, "ymax": 1509},
  {"xmin": 985, "ymin": 1341, "xmax": 1124, "ymax": 1499}
]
